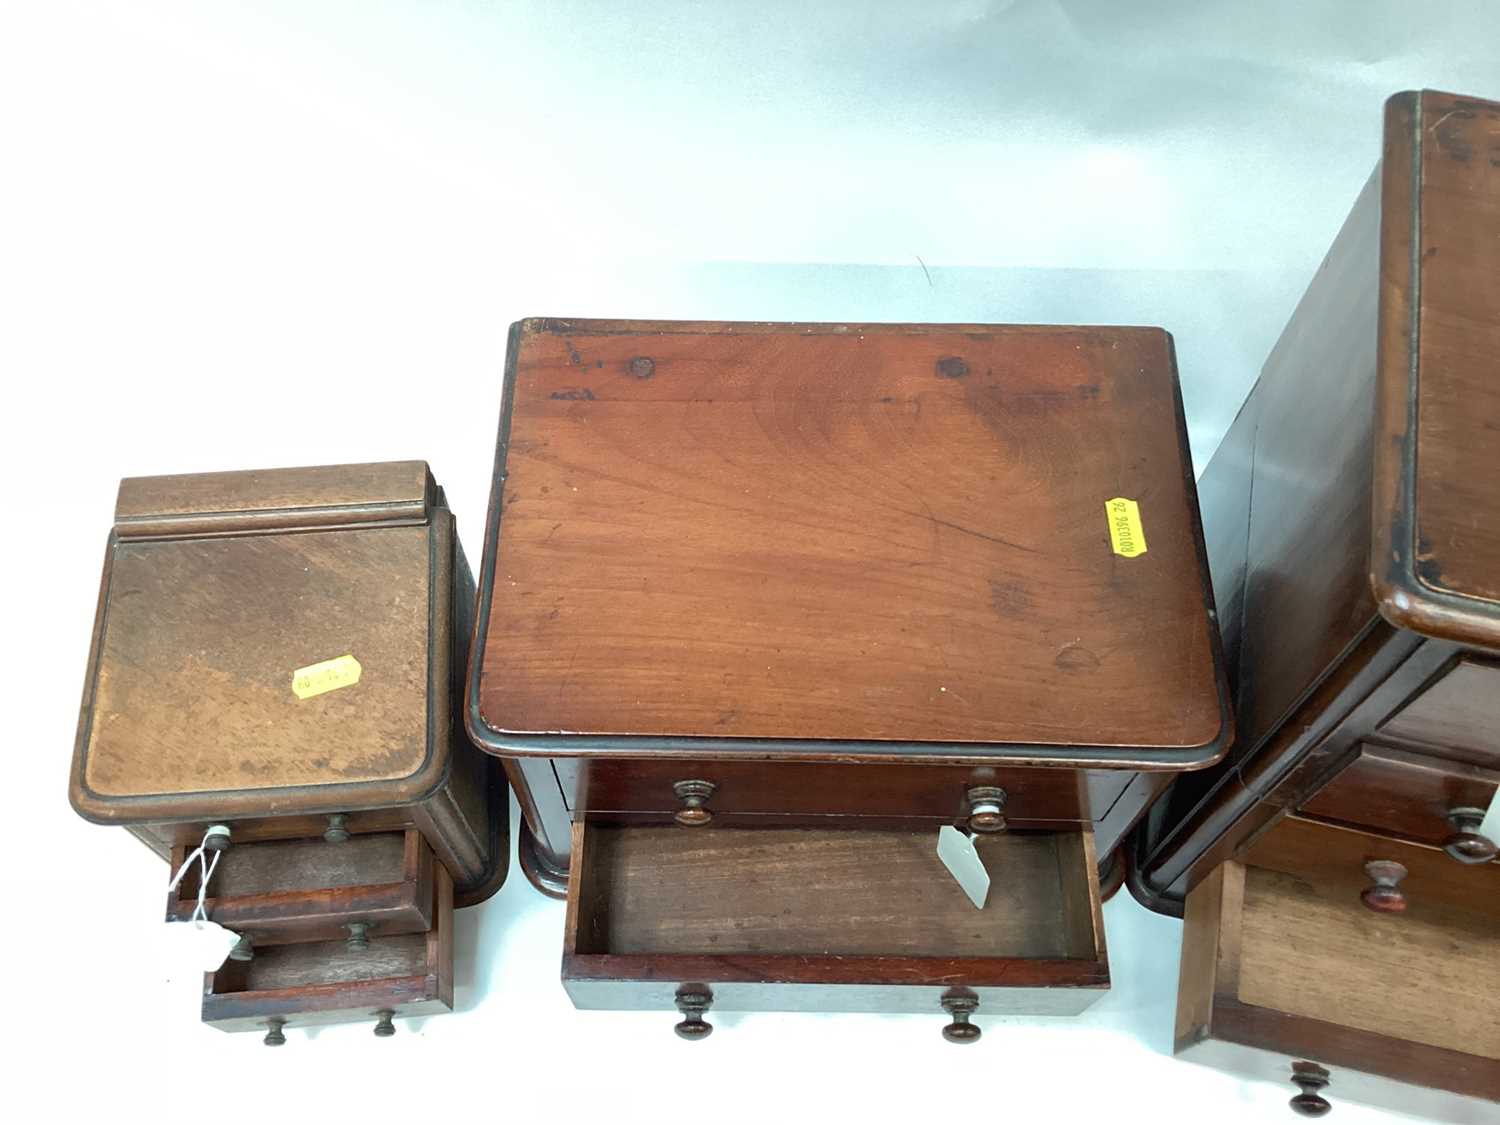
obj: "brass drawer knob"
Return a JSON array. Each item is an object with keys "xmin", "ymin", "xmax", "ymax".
[
  {"xmin": 940, "ymin": 989, "xmax": 981, "ymax": 1043},
  {"xmin": 1359, "ymin": 859, "xmax": 1408, "ymax": 913},
  {"xmin": 263, "ymin": 1017, "xmax": 287, "ymax": 1047},
  {"xmin": 1443, "ymin": 807, "xmax": 1497, "ymax": 865},
  {"xmin": 672, "ymin": 780, "xmax": 717, "ymax": 827},
  {"xmin": 965, "ymin": 786, "xmax": 1008, "ymax": 833},
  {"xmin": 373, "ymin": 1009, "xmax": 396, "ymax": 1038},
  {"xmin": 1288, "ymin": 1061, "xmax": 1331, "ymax": 1116},
  {"xmin": 674, "ymin": 984, "xmax": 713, "ymax": 1040},
  {"xmin": 323, "ymin": 813, "xmax": 351, "ymax": 843}
]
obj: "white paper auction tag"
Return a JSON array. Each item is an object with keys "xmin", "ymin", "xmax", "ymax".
[
  {"xmin": 1480, "ymin": 786, "xmax": 1500, "ymax": 845},
  {"xmin": 936, "ymin": 825, "xmax": 991, "ymax": 910},
  {"xmin": 163, "ymin": 919, "xmax": 243, "ymax": 972}
]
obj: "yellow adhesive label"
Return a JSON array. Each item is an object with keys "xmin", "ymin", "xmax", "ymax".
[
  {"xmin": 1105, "ymin": 497, "xmax": 1147, "ymax": 558},
  {"xmin": 292, "ymin": 654, "xmax": 362, "ymax": 700}
]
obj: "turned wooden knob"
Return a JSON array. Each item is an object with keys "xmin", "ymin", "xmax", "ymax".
[
  {"xmin": 323, "ymin": 814, "xmax": 351, "ymax": 843},
  {"xmin": 940, "ymin": 990, "xmax": 981, "ymax": 1043},
  {"xmin": 263, "ymin": 1017, "xmax": 287, "ymax": 1047},
  {"xmin": 674, "ymin": 984, "xmax": 713, "ymax": 1039},
  {"xmin": 1443, "ymin": 807, "xmax": 1497, "ymax": 865},
  {"xmin": 373, "ymin": 1009, "xmax": 396, "ymax": 1038},
  {"xmin": 672, "ymin": 780, "xmax": 717, "ymax": 827},
  {"xmin": 228, "ymin": 933, "xmax": 255, "ymax": 962},
  {"xmin": 1288, "ymin": 1061, "xmax": 1331, "ymax": 1116},
  {"xmin": 346, "ymin": 922, "xmax": 371, "ymax": 951},
  {"xmin": 1359, "ymin": 859, "xmax": 1408, "ymax": 913},
  {"xmin": 965, "ymin": 786, "xmax": 1007, "ymax": 833}
]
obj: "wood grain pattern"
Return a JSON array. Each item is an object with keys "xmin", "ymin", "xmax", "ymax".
[
  {"xmin": 1411, "ymin": 92, "xmax": 1500, "ymax": 609},
  {"xmin": 202, "ymin": 865, "xmax": 453, "ymax": 1033},
  {"xmin": 1299, "ymin": 742, "xmax": 1500, "ymax": 849},
  {"xmin": 573, "ymin": 758, "xmax": 1128, "ymax": 824},
  {"xmin": 84, "ymin": 526, "xmax": 431, "ymax": 797},
  {"xmin": 1236, "ymin": 865, "xmax": 1498, "ymax": 1058},
  {"xmin": 1244, "ymin": 814, "xmax": 1500, "ymax": 920},
  {"xmin": 70, "ymin": 462, "xmax": 506, "ymax": 902},
  {"xmin": 114, "ymin": 460, "xmax": 433, "ymax": 537},
  {"xmin": 1381, "ymin": 657, "xmax": 1500, "ymax": 765},
  {"xmin": 570, "ymin": 825, "xmax": 1098, "ymax": 959},
  {"xmin": 477, "ymin": 320, "xmax": 1224, "ymax": 752},
  {"xmin": 1176, "ymin": 834, "xmax": 1500, "ymax": 1104},
  {"xmin": 166, "ymin": 830, "xmax": 436, "ymax": 946}
]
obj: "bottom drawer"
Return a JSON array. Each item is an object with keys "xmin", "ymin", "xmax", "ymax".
[
  {"xmin": 201, "ymin": 865, "xmax": 452, "ymax": 1042},
  {"xmin": 562, "ymin": 822, "xmax": 1108, "ymax": 1041},
  {"xmin": 1176, "ymin": 816, "xmax": 1500, "ymax": 1114}
]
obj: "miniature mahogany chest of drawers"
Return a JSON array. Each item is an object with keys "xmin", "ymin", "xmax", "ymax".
[
  {"xmin": 70, "ymin": 461, "xmax": 507, "ymax": 1043},
  {"xmin": 467, "ymin": 317, "xmax": 1231, "ymax": 1039},
  {"xmin": 1131, "ymin": 90, "xmax": 1500, "ymax": 1115}
]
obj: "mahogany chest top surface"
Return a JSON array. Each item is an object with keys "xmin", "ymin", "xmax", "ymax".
[
  {"xmin": 72, "ymin": 460, "xmax": 460, "ymax": 822},
  {"xmin": 1374, "ymin": 89, "xmax": 1500, "ymax": 649},
  {"xmin": 471, "ymin": 319, "xmax": 1228, "ymax": 763}
]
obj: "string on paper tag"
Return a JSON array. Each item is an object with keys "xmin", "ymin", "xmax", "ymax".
[{"xmin": 166, "ymin": 825, "xmax": 231, "ymax": 924}]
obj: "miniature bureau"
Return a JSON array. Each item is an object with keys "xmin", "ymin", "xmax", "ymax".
[
  {"xmin": 1130, "ymin": 90, "xmax": 1500, "ymax": 1115},
  {"xmin": 467, "ymin": 317, "xmax": 1232, "ymax": 1040},
  {"xmin": 70, "ymin": 461, "xmax": 508, "ymax": 1043}
]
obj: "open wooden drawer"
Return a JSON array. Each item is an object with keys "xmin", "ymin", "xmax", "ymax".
[
  {"xmin": 1176, "ymin": 816, "xmax": 1500, "ymax": 1115},
  {"xmin": 562, "ymin": 822, "xmax": 1108, "ymax": 1042},
  {"xmin": 168, "ymin": 830, "xmax": 437, "ymax": 951},
  {"xmin": 201, "ymin": 865, "xmax": 452, "ymax": 1043}
]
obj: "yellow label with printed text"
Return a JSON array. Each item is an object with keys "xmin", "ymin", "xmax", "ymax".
[
  {"xmin": 1105, "ymin": 497, "xmax": 1147, "ymax": 558},
  {"xmin": 292, "ymin": 654, "xmax": 362, "ymax": 700}
]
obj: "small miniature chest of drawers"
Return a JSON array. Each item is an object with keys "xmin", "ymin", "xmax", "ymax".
[
  {"xmin": 467, "ymin": 317, "xmax": 1231, "ymax": 1040},
  {"xmin": 1132, "ymin": 90, "xmax": 1500, "ymax": 1115},
  {"xmin": 70, "ymin": 460, "xmax": 507, "ymax": 1042}
]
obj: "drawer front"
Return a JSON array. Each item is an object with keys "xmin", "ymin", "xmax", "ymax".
[
  {"xmin": 562, "ymin": 820, "xmax": 1107, "ymax": 1037},
  {"xmin": 570, "ymin": 759, "xmax": 1128, "ymax": 826},
  {"xmin": 168, "ymin": 830, "xmax": 436, "ymax": 948},
  {"xmin": 1380, "ymin": 656, "xmax": 1500, "ymax": 766},
  {"xmin": 202, "ymin": 865, "xmax": 453, "ymax": 1037},
  {"xmin": 1177, "ymin": 818, "xmax": 1500, "ymax": 1108},
  {"xmin": 1299, "ymin": 743, "xmax": 1499, "ymax": 856}
]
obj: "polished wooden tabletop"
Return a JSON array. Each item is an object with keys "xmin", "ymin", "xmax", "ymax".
[{"xmin": 475, "ymin": 320, "xmax": 1225, "ymax": 756}]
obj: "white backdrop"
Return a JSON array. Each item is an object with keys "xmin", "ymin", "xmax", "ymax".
[{"xmin": 2, "ymin": 4, "xmax": 1496, "ymax": 1123}]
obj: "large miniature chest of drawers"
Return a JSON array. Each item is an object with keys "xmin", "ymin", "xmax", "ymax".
[
  {"xmin": 70, "ymin": 461, "xmax": 507, "ymax": 1042},
  {"xmin": 1132, "ymin": 90, "xmax": 1500, "ymax": 1114},
  {"xmin": 468, "ymin": 318, "xmax": 1230, "ymax": 1039}
]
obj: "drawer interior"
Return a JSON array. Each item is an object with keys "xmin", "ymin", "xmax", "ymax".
[
  {"xmin": 1177, "ymin": 817, "xmax": 1500, "ymax": 1102},
  {"xmin": 570, "ymin": 825, "xmax": 1100, "ymax": 960},
  {"xmin": 214, "ymin": 933, "xmax": 432, "ymax": 992},
  {"xmin": 201, "ymin": 866, "xmax": 453, "ymax": 1034}
]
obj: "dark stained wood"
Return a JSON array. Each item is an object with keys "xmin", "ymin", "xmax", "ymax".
[
  {"xmin": 1137, "ymin": 90, "xmax": 1500, "ymax": 907},
  {"xmin": 1243, "ymin": 815, "xmax": 1500, "ymax": 919},
  {"xmin": 573, "ymin": 759, "xmax": 1129, "ymax": 825},
  {"xmin": 563, "ymin": 821, "xmax": 1107, "ymax": 1017},
  {"xmin": 1299, "ymin": 743, "xmax": 1500, "ymax": 851},
  {"xmin": 167, "ymin": 831, "xmax": 437, "ymax": 947},
  {"xmin": 1381, "ymin": 657, "xmax": 1500, "ymax": 765},
  {"xmin": 474, "ymin": 319, "xmax": 1226, "ymax": 757},
  {"xmin": 70, "ymin": 461, "xmax": 506, "ymax": 897},
  {"xmin": 571, "ymin": 825, "xmax": 1099, "ymax": 959},
  {"xmin": 1407, "ymin": 93, "xmax": 1500, "ymax": 614},
  {"xmin": 1176, "ymin": 822, "xmax": 1494, "ymax": 1104},
  {"xmin": 202, "ymin": 866, "xmax": 454, "ymax": 1035},
  {"xmin": 1142, "ymin": 90, "xmax": 1500, "ymax": 1113}
]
